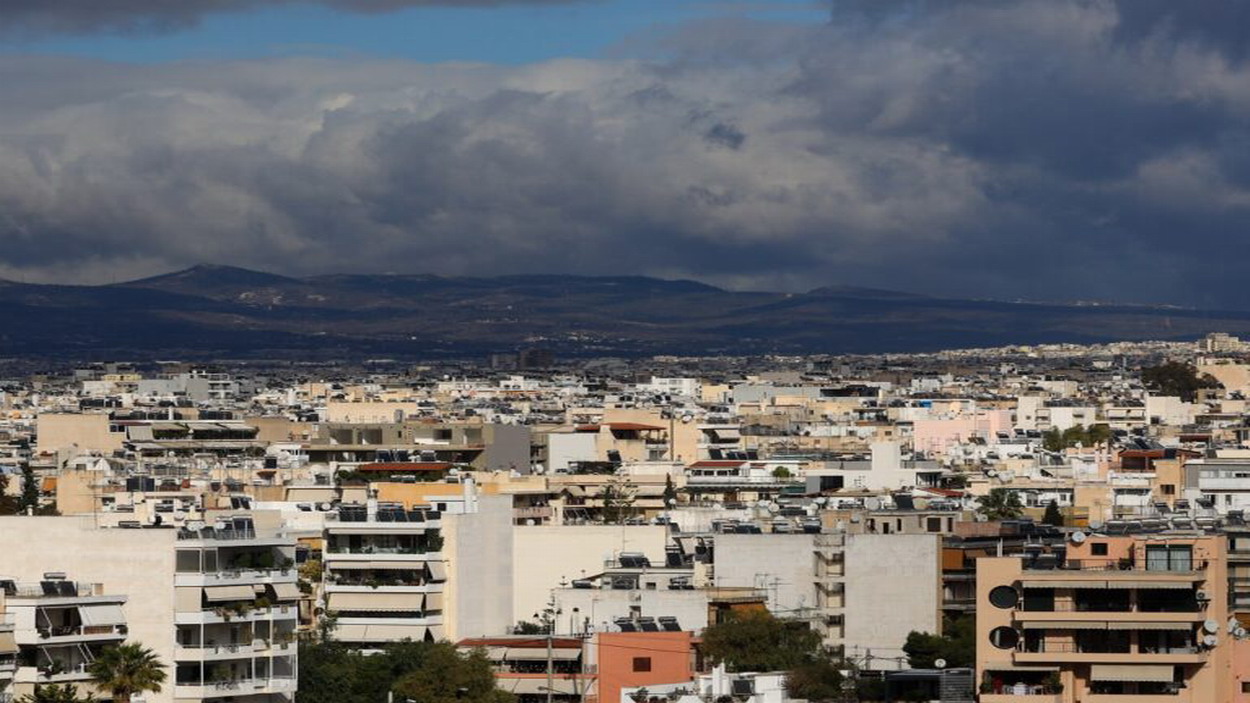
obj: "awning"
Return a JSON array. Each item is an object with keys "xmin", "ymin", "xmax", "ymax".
[
  {"xmin": 427, "ymin": 562, "xmax": 448, "ymax": 582},
  {"xmin": 506, "ymin": 648, "xmax": 582, "ymax": 661},
  {"xmin": 127, "ymin": 425, "xmax": 154, "ymax": 441},
  {"xmin": 503, "ymin": 678, "xmax": 585, "ymax": 695},
  {"xmin": 1019, "ymin": 621, "xmax": 1106, "ymax": 630},
  {"xmin": 0, "ymin": 631, "xmax": 17, "ymax": 654},
  {"xmin": 327, "ymin": 592, "xmax": 420, "ymax": 612},
  {"xmin": 711, "ymin": 429, "xmax": 741, "ymax": 441},
  {"xmin": 1090, "ymin": 664, "xmax": 1175, "ymax": 683},
  {"xmin": 1105, "ymin": 622, "xmax": 1194, "ymax": 631},
  {"xmin": 204, "ymin": 585, "xmax": 256, "ymax": 602},
  {"xmin": 335, "ymin": 623, "xmax": 428, "ymax": 643},
  {"xmin": 981, "ymin": 663, "xmax": 1059, "ymax": 673},
  {"xmin": 78, "ymin": 604, "xmax": 126, "ymax": 627},
  {"xmin": 423, "ymin": 592, "xmax": 443, "ymax": 612},
  {"xmin": 270, "ymin": 582, "xmax": 302, "ymax": 602},
  {"xmin": 1101, "ymin": 580, "xmax": 1192, "ymax": 590},
  {"xmin": 1020, "ymin": 580, "xmax": 1100, "ymax": 589},
  {"xmin": 427, "ymin": 624, "xmax": 445, "ymax": 642}
]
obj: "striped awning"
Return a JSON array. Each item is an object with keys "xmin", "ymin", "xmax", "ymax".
[
  {"xmin": 204, "ymin": 585, "xmax": 255, "ymax": 602},
  {"xmin": 327, "ymin": 592, "xmax": 420, "ymax": 612},
  {"xmin": 1020, "ymin": 580, "xmax": 1098, "ymax": 589},
  {"xmin": 423, "ymin": 591, "xmax": 443, "ymax": 612},
  {"xmin": 270, "ymin": 582, "xmax": 302, "ymax": 602},
  {"xmin": 1019, "ymin": 621, "xmax": 1106, "ymax": 630},
  {"xmin": 335, "ymin": 623, "xmax": 428, "ymax": 643},
  {"xmin": 1090, "ymin": 664, "xmax": 1174, "ymax": 683},
  {"xmin": 1105, "ymin": 621, "xmax": 1194, "ymax": 630},
  {"xmin": 1103, "ymin": 580, "xmax": 1192, "ymax": 590},
  {"xmin": 427, "ymin": 561, "xmax": 448, "ymax": 582},
  {"xmin": 78, "ymin": 604, "xmax": 126, "ymax": 627}
]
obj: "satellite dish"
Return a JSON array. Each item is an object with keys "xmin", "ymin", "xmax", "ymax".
[
  {"xmin": 1088, "ymin": 520, "xmax": 1104, "ymax": 531},
  {"xmin": 1204, "ymin": 620, "xmax": 1220, "ymax": 634},
  {"xmin": 933, "ymin": 659, "xmax": 946, "ymax": 670},
  {"xmin": 986, "ymin": 469, "xmax": 998, "ymax": 478},
  {"xmin": 1070, "ymin": 531, "xmax": 1087, "ymax": 544},
  {"xmin": 1196, "ymin": 590, "xmax": 1211, "ymax": 602},
  {"xmin": 1237, "ymin": 627, "xmax": 1248, "ymax": 639},
  {"xmin": 681, "ymin": 415, "xmax": 693, "ymax": 424},
  {"xmin": 1203, "ymin": 634, "xmax": 1218, "ymax": 647}
]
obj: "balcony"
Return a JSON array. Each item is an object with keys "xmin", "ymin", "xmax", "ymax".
[
  {"xmin": 175, "ymin": 676, "xmax": 297, "ymax": 699},
  {"xmin": 1048, "ymin": 558, "xmax": 1206, "ymax": 573},
  {"xmin": 981, "ymin": 695, "xmax": 1062, "ymax": 703},
  {"xmin": 34, "ymin": 624, "xmax": 127, "ymax": 645},
  {"xmin": 175, "ymin": 604, "xmax": 298, "ymax": 626},
  {"xmin": 175, "ymin": 639, "xmax": 295, "ymax": 662},
  {"xmin": 175, "ymin": 568, "xmax": 297, "ymax": 588},
  {"xmin": 1014, "ymin": 642, "xmax": 1206, "ymax": 665}
]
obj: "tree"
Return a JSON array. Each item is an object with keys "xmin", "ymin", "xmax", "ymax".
[
  {"xmin": 784, "ymin": 657, "xmax": 844, "ymax": 701},
  {"xmin": 977, "ymin": 488, "xmax": 1023, "ymax": 521},
  {"xmin": 599, "ymin": 476, "xmax": 637, "ymax": 525},
  {"xmin": 662, "ymin": 474, "xmax": 678, "ymax": 507},
  {"xmin": 391, "ymin": 644, "xmax": 513, "ymax": 703},
  {"xmin": 17, "ymin": 685, "xmax": 97, "ymax": 703},
  {"xmin": 903, "ymin": 616, "xmax": 975, "ymax": 669},
  {"xmin": 87, "ymin": 643, "xmax": 167, "ymax": 703},
  {"xmin": 771, "ymin": 466, "xmax": 793, "ymax": 479},
  {"xmin": 19, "ymin": 462, "xmax": 38, "ymax": 513},
  {"xmin": 1141, "ymin": 361, "xmax": 1220, "ymax": 402},
  {"xmin": 1043, "ymin": 500, "xmax": 1064, "ymax": 527},
  {"xmin": 701, "ymin": 611, "xmax": 822, "ymax": 672},
  {"xmin": 0, "ymin": 471, "xmax": 20, "ymax": 515}
]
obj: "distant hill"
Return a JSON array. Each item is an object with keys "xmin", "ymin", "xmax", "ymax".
[{"xmin": 0, "ymin": 266, "xmax": 1245, "ymax": 359}]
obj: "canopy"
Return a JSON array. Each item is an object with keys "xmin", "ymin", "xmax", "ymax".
[
  {"xmin": 1090, "ymin": 664, "xmax": 1174, "ymax": 683},
  {"xmin": 78, "ymin": 604, "xmax": 126, "ymax": 627}
]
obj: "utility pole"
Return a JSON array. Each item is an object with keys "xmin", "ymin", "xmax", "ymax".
[{"xmin": 546, "ymin": 631, "xmax": 554, "ymax": 703}]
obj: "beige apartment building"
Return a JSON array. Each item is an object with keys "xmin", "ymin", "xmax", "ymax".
[
  {"xmin": 977, "ymin": 533, "xmax": 1231, "ymax": 702},
  {"xmin": 0, "ymin": 515, "xmax": 298, "ymax": 703}
]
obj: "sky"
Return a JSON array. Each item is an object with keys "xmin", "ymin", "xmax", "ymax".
[{"xmin": 1, "ymin": 0, "xmax": 1250, "ymax": 308}]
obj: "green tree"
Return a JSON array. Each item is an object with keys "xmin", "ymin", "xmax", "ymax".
[
  {"xmin": 16, "ymin": 685, "xmax": 97, "ymax": 703},
  {"xmin": 0, "ymin": 471, "xmax": 20, "ymax": 515},
  {"xmin": 662, "ymin": 474, "xmax": 679, "ymax": 507},
  {"xmin": 902, "ymin": 616, "xmax": 975, "ymax": 669},
  {"xmin": 86, "ymin": 643, "xmax": 167, "ymax": 703},
  {"xmin": 599, "ymin": 476, "xmax": 637, "ymax": 525},
  {"xmin": 784, "ymin": 656, "xmax": 845, "ymax": 701},
  {"xmin": 1141, "ymin": 361, "xmax": 1220, "ymax": 402},
  {"xmin": 701, "ymin": 611, "xmax": 822, "ymax": 672},
  {"xmin": 1042, "ymin": 500, "xmax": 1064, "ymax": 527},
  {"xmin": 391, "ymin": 644, "xmax": 514, "ymax": 703},
  {"xmin": 977, "ymin": 488, "xmax": 1023, "ymax": 521},
  {"xmin": 19, "ymin": 462, "xmax": 38, "ymax": 513},
  {"xmin": 771, "ymin": 466, "xmax": 793, "ymax": 479}
]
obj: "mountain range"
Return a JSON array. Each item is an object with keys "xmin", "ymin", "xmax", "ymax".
[{"xmin": 1, "ymin": 264, "xmax": 1247, "ymax": 360}]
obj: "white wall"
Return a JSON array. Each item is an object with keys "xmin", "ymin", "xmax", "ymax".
[
  {"xmin": 843, "ymin": 533, "xmax": 941, "ymax": 670},
  {"xmin": 512, "ymin": 526, "xmax": 667, "ymax": 627},
  {"xmin": 445, "ymin": 495, "xmax": 514, "ymax": 639}
]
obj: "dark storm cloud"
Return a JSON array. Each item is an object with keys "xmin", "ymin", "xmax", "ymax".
[
  {"xmin": 2, "ymin": 0, "xmax": 1250, "ymax": 307},
  {"xmin": 0, "ymin": 0, "xmax": 581, "ymax": 35}
]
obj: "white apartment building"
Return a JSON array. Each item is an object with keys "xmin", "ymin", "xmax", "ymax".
[{"xmin": 0, "ymin": 515, "xmax": 298, "ymax": 703}]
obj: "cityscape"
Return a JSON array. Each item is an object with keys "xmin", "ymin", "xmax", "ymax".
[{"xmin": 2, "ymin": 1, "xmax": 1250, "ymax": 703}]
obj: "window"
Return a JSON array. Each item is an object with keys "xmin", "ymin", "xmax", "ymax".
[
  {"xmin": 1242, "ymin": 682, "xmax": 1250, "ymax": 693},
  {"xmin": 926, "ymin": 517, "xmax": 942, "ymax": 533},
  {"xmin": 633, "ymin": 657, "xmax": 652, "ymax": 672},
  {"xmin": 1161, "ymin": 485, "xmax": 1175, "ymax": 495},
  {"xmin": 1091, "ymin": 543, "xmax": 1108, "ymax": 556},
  {"xmin": 988, "ymin": 586, "xmax": 1019, "ymax": 609},
  {"xmin": 989, "ymin": 627, "xmax": 1019, "ymax": 650},
  {"xmin": 1146, "ymin": 545, "xmax": 1193, "ymax": 572}
]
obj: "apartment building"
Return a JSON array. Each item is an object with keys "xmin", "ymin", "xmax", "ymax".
[
  {"xmin": 976, "ymin": 533, "xmax": 1230, "ymax": 701},
  {"xmin": 714, "ymin": 532, "xmax": 941, "ymax": 669},
  {"xmin": 0, "ymin": 611, "xmax": 13, "ymax": 703},
  {"xmin": 322, "ymin": 501, "xmax": 446, "ymax": 646},
  {"xmin": 0, "ymin": 515, "xmax": 298, "ymax": 703}
]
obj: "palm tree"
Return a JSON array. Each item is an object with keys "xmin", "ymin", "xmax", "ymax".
[
  {"xmin": 17, "ymin": 684, "xmax": 97, "ymax": 703},
  {"xmin": 87, "ymin": 643, "xmax": 167, "ymax": 703},
  {"xmin": 977, "ymin": 488, "xmax": 1024, "ymax": 521}
]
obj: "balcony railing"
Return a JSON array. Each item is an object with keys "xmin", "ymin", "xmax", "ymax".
[{"xmin": 1050, "ymin": 558, "xmax": 1207, "ymax": 572}]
